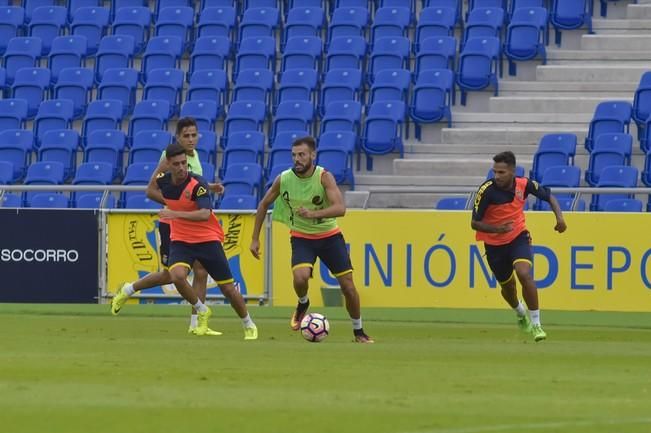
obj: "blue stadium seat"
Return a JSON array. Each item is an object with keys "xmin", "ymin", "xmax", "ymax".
[
  {"xmin": 125, "ymin": 194, "xmax": 162, "ymax": 209},
  {"xmin": 368, "ymin": 69, "xmax": 411, "ymax": 109},
  {"xmin": 34, "ymin": 99, "xmax": 74, "ymax": 146},
  {"xmin": 283, "ymin": 7, "xmax": 325, "ymax": 50},
  {"xmin": 112, "ymin": 0, "xmax": 148, "ymax": 18},
  {"xmin": 70, "ymin": 6, "xmax": 110, "ymax": 56},
  {"xmin": 590, "ymin": 166, "xmax": 638, "ymax": 211},
  {"xmin": 11, "ymin": 67, "xmax": 51, "ymax": 119},
  {"xmin": 37, "ymin": 129, "xmax": 79, "ymax": 180},
  {"xmin": 0, "ymin": 7, "xmax": 25, "ymax": 56},
  {"xmin": 81, "ymin": 100, "xmax": 124, "ymax": 146},
  {"xmin": 0, "ymin": 129, "xmax": 33, "ymax": 181},
  {"xmin": 220, "ymin": 100, "xmax": 266, "ymax": 148},
  {"xmin": 97, "ymin": 68, "xmax": 139, "ymax": 116},
  {"xmin": 3, "ymin": 37, "xmax": 42, "ymax": 85},
  {"xmin": 535, "ymin": 165, "xmax": 581, "ymax": 211},
  {"xmin": 112, "ymin": 7, "xmax": 151, "ymax": 54},
  {"xmin": 201, "ymin": 162, "xmax": 216, "ymax": 182},
  {"xmin": 232, "ymin": 68, "xmax": 274, "ymax": 107},
  {"xmin": 219, "ymin": 194, "xmax": 258, "ymax": 210},
  {"xmin": 221, "ymin": 162, "xmax": 263, "ymax": 198},
  {"xmin": 68, "ymin": 0, "xmax": 102, "ymax": 21},
  {"xmin": 462, "ymin": 7, "xmax": 505, "ymax": 47},
  {"xmin": 154, "ymin": 0, "xmax": 190, "ymax": 18},
  {"xmin": 317, "ymin": 130, "xmax": 355, "ymax": 187},
  {"xmin": 633, "ymin": 71, "xmax": 651, "ymax": 148},
  {"xmin": 281, "ymin": 36, "xmax": 323, "ymax": 73},
  {"xmin": 585, "ymin": 101, "xmax": 632, "ymax": 152},
  {"xmin": 74, "ymin": 192, "xmax": 116, "ymax": 208},
  {"xmin": 509, "ymin": 0, "xmax": 544, "ymax": 17},
  {"xmin": 504, "ymin": 7, "xmax": 548, "ymax": 76},
  {"xmin": 371, "ymin": 7, "xmax": 411, "ymax": 48},
  {"xmin": 121, "ymin": 162, "xmax": 156, "ymax": 206},
  {"xmin": 141, "ymin": 36, "xmax": 184, "ymax": 83},
  {"xmin": 361, "ymin": 101, "xmax": 405, "ymax": 170},
  {"xmin": 327, "ymin": 6, "xmax": 369, "ymax": 47},
  {"xmin": 129, "ymin": 130, "xmax": 172, "ymax": 164},
  {"xmin": 220, "ymin": 131, "xmax": 265, "ymax": 177},
  {"xmin": 416, "ymin": 7, "xmax": 457, "ymax": 52},
  {"xmin": 410, "ymin": 69, "xmax": 454, "ymax": 138},
  {"xmin": 324, "ymin": 36, "xmax": 367, "ymax": 72},
  {"xmin": 368, "ymin": 36, "xmax": 411, "ymax": 83},
  {"xmin": 186, "ymin": 70, "xmax": 228, "ymax": 117},
  {"xmin": 456, "ymin": 36, "xmax": 501, "ymax": 105},
  {"xmin": 84, "ymin": 129, "xmax": 126, "ymax": 179},
  {"xmin": 28, "ymin": 5, "xmax": 67, "ymax": 55},
  {"xmin": 286, "ymin": 0, "xmax": 322, "ymax": 9},
  {"xmin": 95, "ymin": 35, "xmax": 136, "ymax": 83},
  {"xmin": 530, "ymin": 133, "xmax": 577, "ymax": 182},
  {"xmin": 276, "ymin": 68, "xmax": 318, "ymax": 111},
  {"xmin": 238, "ymin": 7, "xmax": 279, "ymax": 43},
  {"xmin": 143, "ymin": 68, "xmax": 184, "ymax": 116},
  {"xmin": 468, "ymin": 0, "xmax": 506, "ymax": 12},
  {"xmin": 1, "ymin": 192, "xmax": 22, "ymax": 206},
  {"xmin": 245, "ymin": 0, "xmax": 278, "ymax": 8},
  {"xmin": 128, "ymin": 100, "xmax": 171, "ymax": 144},
  {"xmin": 603, "ymin": 198, "xmax": 643, "ymax": 213},
  {"xmin": 72, "ymin": 161, "xmax": 114, "ymax": 184},
  {"xmin": 436, "ymin": 196, "xmax": 468, "ymax": 210},
  {"xmin": 415, "ymin": 36, "xmax": 456, "ymax": 78},
  {"xmin": 155, "ymin": 6, "xmax": 194, "ymax": 51},
  {"xmin": 0, "ymin": 99, "xmax": 28, "ymax": 131},
  {"xmin": 319, "ymin": 68, "xmax": 363, "ymax": 116},
  {"xmin": 233, "ymin": 36, "xmax": 276, "ymax": 79},
  {"xmin": 53, "ymin": 67, "xmax": 94, "ymax": 119},
  {"xmin": 180, "ymin": 100, "xmax": 219, "ymax": 132},
  {"xmin": 585, "ymin": 133, "xmax": 633, "ymax": 186},
  {"xmin": 551, "ymin": 0, "xmax": 592, "ymax": 46},
  {"xmin": 23, "ymin": 0, "xmax": 55, "ymax": 22},
  {"xmin": 271, "ymin": 101, "xmax": 315, "ymax": 142},
  {"xmin": 48, "ymin": 36, "xmax": 88, "ymax": 83},
  {"xmin": 196, "ymin": 130, "xmax": 218, "ymax": 163},
  {"xmin": 29, "ymin": 192, "xmax": 69, "ymax": 208},
  {"xmin": 197, "ymin": 6, "xmax": 236, "ymax": 39},
  {"xmin": 23, "ymin": 160, "xmax": 65, "ymax": 205},
  {"xmin": 320, "ymin": 100, "xmax": 362, "ymax": 135},
  {"xmin": 189, "ymin": 36, "xmax": 231, "ymax": 77}
]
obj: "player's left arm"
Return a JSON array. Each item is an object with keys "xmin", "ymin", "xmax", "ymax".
[
  {"xmin": 297, "ymin": 171, "xmax": 345, "ymax": 219},
  {"xmin": 158, "ymin": 182, "xmax": 212, "ymax": 221},
  {"xmin": 146, "ymin": 166, "xmax": 168, "ymax": 205},
  {"xmin": 526, "ymin": 179, "xmax": 567, "ymax": 233}
]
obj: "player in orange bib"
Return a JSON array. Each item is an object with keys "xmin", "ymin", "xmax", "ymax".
[
  {"xmin": 145, "ymin": 143, "xmax": 258, "ymax": 340},
  {"xmin": 471, "ymin": 151, "xmax": 567, "ymax": 342}
]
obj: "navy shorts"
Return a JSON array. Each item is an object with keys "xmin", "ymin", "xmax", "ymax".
[
  {"xmin": 291, "ymin": 233, "xmax": 353, "ymax": 277},
  {"xmin": 159, "ymin": 221, "xmax": 170, "ymax": 267},
  {"xmin": 169, "ymin": 241, "xmax": 234, "ymax": 285},
  {"xmin": 484, "ymin": 230, "xmax": 533, "ymax": 284}
]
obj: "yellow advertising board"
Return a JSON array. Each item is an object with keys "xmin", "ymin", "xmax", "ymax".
[
  {"xmin": 106, "ymin": 212, "xmax": 265, "ymax": 301},
  {"xmin": 271, "ymin": 210, "xmax": 651, "ymax": 311}
]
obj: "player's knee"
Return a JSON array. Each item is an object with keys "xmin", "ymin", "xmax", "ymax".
[{"xmin": 169, "ymin": 269, "xmax": 187, "ymax": 286}]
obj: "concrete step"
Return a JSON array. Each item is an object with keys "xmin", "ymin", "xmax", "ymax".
[
  {"xmin": 581, "ymin": 34, "xmax": 651, "ymax": 51},
  {"xmin": 536, "ymin": 64, "xmax": 648, "ymax": 82},
  {"xmin": 547, "ymin": 49, "xmax": 651, "ymax": 62},
  {"xmin": 488, "ymin": 96, "xmax": 633, "ymax": 114},
  {"xmin": 592, "ymin": 18, "xmax": 651, "ymax": 34},
  {"xmin": 393, "ymin": 158, "xmax": 533, "ymax": 177},
  {"xmin": 405, "ymin": 143, "xmax": 538, "ymax": 156},
  {"xmin": 499, "ymin": 80, "xmax": 637, "ymax": 97},
  {"xmin": 441, "ymin": 127, "xmax": 588, "ymax": 145},
  {"xmin": 627, "ymin": 3, "xmax": 651, "ymax": 19},
  {"xmin": 355, "ymin": 174, "xmax": 486, "ymax": 187},
  {"xmin": 451, "ymin": 112, "xmax": 592, "ymax": 127}
]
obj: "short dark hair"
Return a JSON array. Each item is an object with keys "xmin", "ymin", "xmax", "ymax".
[
  {"xmin": 176, "ymin": 117, "xmax": 198, "ymax": 136},
  {"xmin": 292, "ymin": 136, "xmax": 316, "ymax": 151},
  {"xmin": 165, "ymin": 143, "xmax": 186, "ymax": 159},
  {"xmin": 493, "ymin": 151, "xmax": 516, "ymax": 167}
]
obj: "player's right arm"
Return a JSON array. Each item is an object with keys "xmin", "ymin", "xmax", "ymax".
[
  {"xmin": 470, "ymin": 182, "xmax": 513, "ymax": 234},
  {"xmin": 249, "ymin": 175, "xmax": 281, "ymax": 259}
]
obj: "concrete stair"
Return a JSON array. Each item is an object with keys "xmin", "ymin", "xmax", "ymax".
[{"xmin": 346, "ymin": 1, "xmax": 649, "ymax": 208}]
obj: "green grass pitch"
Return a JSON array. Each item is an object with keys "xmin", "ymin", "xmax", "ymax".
[{"xmin": 1, "ymin": 304, "xmax": 650, "ymax": 433}]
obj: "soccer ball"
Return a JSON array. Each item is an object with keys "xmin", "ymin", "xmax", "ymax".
[{"xmin": 300, "ymin": 313, "xmax": 330, "ymax": 342}]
